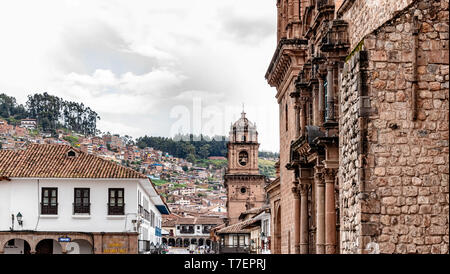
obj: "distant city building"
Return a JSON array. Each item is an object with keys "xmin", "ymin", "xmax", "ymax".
[
  {"xmin": 19, "ymin": 119, "xmax": 37, "ymax": 130},
  {"xmin": 162, "ymin": 216, "xmax": 224, "ymax": 250}
]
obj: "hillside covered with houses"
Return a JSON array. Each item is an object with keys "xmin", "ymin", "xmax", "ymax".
[{"xmin": 1, "ymin": 92, "xmax": 277, "ymax": 219}]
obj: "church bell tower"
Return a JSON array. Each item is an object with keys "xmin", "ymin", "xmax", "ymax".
[{"xmin": 224, "ymin": 110, "xmax": 267, "ymax": 224}]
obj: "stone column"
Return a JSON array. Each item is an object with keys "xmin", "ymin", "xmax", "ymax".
[
  {"xmin": 294, "ymin": 105, "xmax": 300, "ymax": 139},
  {"xmin": 324, "ymin": 168, "xmax": 337, "ymax": 254},
  {"xmin": 299, "ymin": 184, "xmax": 309, "ymax": 254},
  {"xmin": 300, "ymin": 98, "xmax": 307, "ymax": 137},
  {"xmin": 292, "ymin": 185, "xmax": 301, "ymax": 254},
  {"xmin": 293, "ymin": 0, "xmax": 300, "ymax": 36},
  {"xmin": 313, "ymin": 85, "xmax": 319, "ymax": 126},
  {"xmin": 326, "ymin": 64, "xmax": 335, "ymax": 122},
  {"xmin": 318, "ymin": 76, "xmax": 325, "ymax": 124},
  {"xmin": 277, "ymin": 4, "xmax": 281, "ymax": 41},
  {"xmin": 315, "ymin": 168, "xmax": 325, "ymax": 254}
]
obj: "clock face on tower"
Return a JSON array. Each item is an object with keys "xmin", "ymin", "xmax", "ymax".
[{"xmin": 238, "ymin": 151, "xmax": 249, "ymax": 166}]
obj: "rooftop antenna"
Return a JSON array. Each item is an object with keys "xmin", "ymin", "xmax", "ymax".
[{"xmin": 241, "ymin": 103, "xmax": 246, "ymax": 118}]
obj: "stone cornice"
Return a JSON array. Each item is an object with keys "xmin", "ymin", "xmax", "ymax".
[
  {"xmin": 224, "ymin": 174, "xmax": 267, "ymax": 181},
  {"xmin": 265, "ymin": 177, "xmax": 280, "ymax": 194},
  {"xmin": 265, "ymin": 39, "xmax": 308, "ymax": 97}
]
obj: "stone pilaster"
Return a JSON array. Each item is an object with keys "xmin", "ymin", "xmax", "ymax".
[
  {"xmin": 314, "ymin": 166, "xmax": 325, "ymax": 254},
  {"xmin": 299, "ymin": 97, "xmax": 307, "ymax": 137},
  {"xmin": 299, "ymin": 183, "xmax": 309, "ymax": 254},
  {"xmin": 292, "ymin": 184, "xmax": 301, "ymax": 254},
  {"xmin": 318, "ymin": 75, "xmax": 325, "ymax": 124},
  {"xmin": 326, "ymin": 63, "xmax": 335, "ymax": 122},
  {"xmin": 324, "ymin": 168, "xmax": 338, "ymax": 254},
  {"xmin": 294, "ymin": 105, "xmax": 300, "ymax": 139}
]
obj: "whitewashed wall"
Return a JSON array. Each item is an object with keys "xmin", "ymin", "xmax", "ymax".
[
  {"xmin": 137, "ymin": 183, "xmax": 162, "ymax": 245},
  {"xmin": 0, "ymin": 178, "xmax": 162, "ymax": 235}
]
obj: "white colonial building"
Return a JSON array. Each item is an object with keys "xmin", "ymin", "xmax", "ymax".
[
  {"xmin": 19, "ymin": 119, "xmax": 37, "ymax": 130},
  {"xmin": 161, "ymin": 216, "xmax": 224, "ymax": 249},
  {"xmin": 0, "ymin": 144, "xmax": 170, "ymax": 254}
]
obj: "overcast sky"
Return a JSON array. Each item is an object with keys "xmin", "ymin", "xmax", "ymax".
[{"xmin": 0, "ymin": 0, "xmax": 280, "ymax": 152}]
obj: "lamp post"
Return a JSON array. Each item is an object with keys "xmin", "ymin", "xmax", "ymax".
[
  {"xmin": 10, "ymin": 214, "xmax": 14, "ymax": 231},
  {"xmin": 16, "ymin": 212, "xmax": 23, "ymax": 227}
]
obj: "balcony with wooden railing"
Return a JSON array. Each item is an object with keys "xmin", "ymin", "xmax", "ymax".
[
  {"xmin": 218, "ymin": 244, "xmax": 250, "ymax": 254},
  {"xmin": 73, "ymin": 203, "xmax": 90, "ymax": 214}
]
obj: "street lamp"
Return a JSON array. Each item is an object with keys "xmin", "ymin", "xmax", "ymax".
[
  {"xmin": 16, "ymin": 212, "xmax": 23, "ymax": 227},
  {"xmin": 10, "ymin": 214, "xmax": 14, "ymax": 231}
]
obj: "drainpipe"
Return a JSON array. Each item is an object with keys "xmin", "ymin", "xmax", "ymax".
[
  {"xmin": 292, "ymin": 185, "xmax": 300, "ymax": 254},
  {"xmin": 412, "ymin": 16, "xmax": 419, "ymax": 121},
  {"xmin": 34, "ymin": 179, "xmax": 40, "ymax": 231}
]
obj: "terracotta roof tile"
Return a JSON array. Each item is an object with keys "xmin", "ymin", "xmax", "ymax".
[
  {"xmin": 0, "ymin": 144, "xmax": 147, "ymax": 179},
  {"xmin": 216, "ymin": 218, "xmax": 255, "ymax": 234}
]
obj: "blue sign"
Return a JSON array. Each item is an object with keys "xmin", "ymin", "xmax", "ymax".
[
  {"xmin": 58, "ymin": 237, "xmax": 71, "ymax": 242},
  {"xmin": 155, "ymin": 227, "xmax": 161, "ymax": 237}
]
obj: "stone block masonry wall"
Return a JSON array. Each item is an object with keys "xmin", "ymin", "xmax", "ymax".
[
  {"xmin": 339, "ymin": 0, "xmax": 449, "ymax": 254},
  {"xmin": 339, "ymin": 51, "xmax": 368, "ymax": 254},
  {"xmin": 340, "ymin": 0, "xmax": 414, "ymax": 49}
]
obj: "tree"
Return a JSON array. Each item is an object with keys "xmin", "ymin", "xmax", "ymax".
[
  {"xmin": 199, "ymin": 144, "xmax": 211, "ymax": 159},
  {"xmin": 25, "ymin": 92, "xmax": 100, "ymax": 135},
  {"xmin": 186, "ymin": 153, "xmax": 196, "ymax": 163},
  {"xmin": 0, "ymin": 93, "xmax": 27, "ymax": 122}
]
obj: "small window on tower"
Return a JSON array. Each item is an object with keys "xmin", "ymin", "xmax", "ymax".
[
  {"xmin": 240, "ymin": 187, "xmax": 247, "ymax": 194},
  {"xmin": 238, "ymin": 151, "xmax": 248, "ymax": 166}
]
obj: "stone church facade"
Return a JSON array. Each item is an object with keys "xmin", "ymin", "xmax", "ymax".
[
  {"xmin": 224, "ymin": 111, "xmax": 268, "ymax": 225},
  {"xmin": 265, "ymin": 0, "xmax": 448, "ymax": 254}
]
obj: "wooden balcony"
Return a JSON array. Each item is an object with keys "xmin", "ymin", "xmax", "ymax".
[{"xmin": 218, "ymin": 245, "xmax": 250, "ymax": 254}]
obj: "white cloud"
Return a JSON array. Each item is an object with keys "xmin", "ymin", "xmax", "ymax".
[{"xmin": 0, "ymin": 0, "xmax": 280, "ymax": 152}]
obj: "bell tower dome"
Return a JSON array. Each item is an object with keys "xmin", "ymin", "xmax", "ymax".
[{"xmin": 227, "ymin": 111, "xmax": 259, "ymax": 175}]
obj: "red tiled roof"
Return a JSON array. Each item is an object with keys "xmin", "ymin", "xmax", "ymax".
[
  {"xmin": 238, "ymin": 205, "xmax": 270, "ymax": 220},
  {"xmin": 162, "ymin": 215, "xmax": 225, "ymax": 226},
  {"xmin": 216, "ymin": 219, "xmax": 255, "ymax": 234},
  {"xmin": 0, "ymin": 144, "xmax": 147, "ymax": 179},
  {"xmin": 176, "ymin": 217, "xmax": 225, "ymax": 225}
]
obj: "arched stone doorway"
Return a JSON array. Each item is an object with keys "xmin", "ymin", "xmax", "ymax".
[
  {"xmin": 176, "ymin": 238, "xmax": 182, "ymax": 247},
  {"xmin": 198, "ymin": 238, "xmax": 204, "ymax": 246},
  {"xmin": 183, "ymin": 238, "xmax": 189, "ymax": 247},
  {"xmin": 35, "ymin": 239, "xmax": 63, "ymax": 254},
  {"xmin": 274, "ymin": 204, "xmax": 281, "ymax": 254},
  {"xmin": 190, "ymin": 238, "xmax": 197, "ymax": 245},
  {"xmin": 162, "ymin": 238, "xmax": 168, "ymax": 245},
  {"xmin": 206, "ymin": 239, "xmax": 211, "ymax": 247},
  {"xmin": 168, "ymin": 238, "xmax": 175, "ymax": 247},
  {"xmin": 3, "ymin": 238, "xmax": 31, "ymax": 254}
]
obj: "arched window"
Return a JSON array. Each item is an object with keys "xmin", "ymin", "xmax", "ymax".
[{"xmin": 238, "ymin": 151, "xmax": 249, "ymax": 166}]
